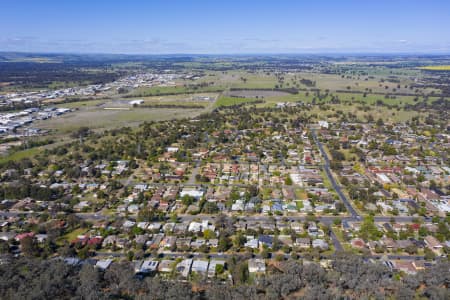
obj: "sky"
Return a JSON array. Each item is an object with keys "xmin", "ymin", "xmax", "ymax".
[{"xmin": 1, "ymin": 0, "xmax": 449, "ymax": 54}]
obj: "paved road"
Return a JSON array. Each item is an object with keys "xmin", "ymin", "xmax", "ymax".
[
  {"xmin": 375, "ymin": 254, "xmax": 425, "ymax": 261},
  {"xmin": 0, "ymin": 128, "xmax": 430, "ymax": 263},
  {"xmin": 0, "ymin": 210, "xmax": 420, "ymax": 227},
  {"xmin": 311, "ymin": 130, "xmax": 359, "ymax": 219},
  {"xmin": 0, "ymin": 130, "xmax": 435, "ymax": 265},
  {"xmin": 186, "ymin": 161, "xmax": 201, "ymax": 185},
  {"xmin": 95, "ymin": 250, "xmax": 425, "ymax": 262},
  {"xmin": 1, "ymin": 210, "xmax": 423, "ymax": 226},
  {"xmin": 374, "ymin": 216, "xmax": 421, "ymax": 223},
  {"xmin": 0, "ymin": 214, "xmax": 424, "ymax": 262},
  {"xmin": 0, "ymin": 211, "xmax": 36, "ymax": 218},
  {"xmin": 329, "ymin": 227, "xmax": 344, "ymax": 252}
]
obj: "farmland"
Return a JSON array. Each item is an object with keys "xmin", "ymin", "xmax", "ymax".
[
  {"xmin": 420, "ymin": 65, "xmax": 450, "ymax": 71},
  {"xmin": 2, "ymin": 54, "xmax": 449, "ymax": 163}
]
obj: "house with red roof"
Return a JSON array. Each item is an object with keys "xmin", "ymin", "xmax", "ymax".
[{"xmin": 15, "ymin": 232, "xmax": 35, "ymax": 241}]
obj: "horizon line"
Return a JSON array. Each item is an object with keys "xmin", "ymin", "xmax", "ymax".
[{"xmin": 1, "ymin": 50, "xmax": 450, "ymax": 57}]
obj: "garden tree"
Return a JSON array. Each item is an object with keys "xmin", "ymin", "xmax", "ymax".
[
  {"xmin": 40, "ymin": 239, "xmax": 58, "ymax": 258},
  {"xmin": 335, "ymin": 202, "xmax": 346, "ymax": 213},
  {"xmin": 330, "ymin": 160, "xmax": 343, "ymax": 170},
  {"xmin": 381, "ymin": 143, "xmax": 397, "ymax": 155},
  {"xmin": 333, "ymin": 218, "xmax": 342, "ymax": 226},
  {"xmin": 340, "ymin": 176, "xmax": 349, "ymax": 186},
  {"xmin": 247, "ymin": 184, "xmax": 259, "ymax": 197},
  {"xmin": 233, "ymin": 232, "xmax": 246, "ymax": 248},
  {"xmin": 0, "ymin": 181, "xmax": 59, "ymax": 201},
  {"xmin": 215, "ymin": 263, "xmax": 224, "ymax": 275},
  {"xmin": 368, "ymin": 140, "xmax": 378, "ymax": 150},
  {"xmin": 77, "ymin": 246, "xmax": 90, "ymax": 259},
  {"xmin": 217, "ymin": 234, "xmax": 231, "ymax": 252},
  {"xmin": 261, "ymin": 248, "xmax": 270, "ymax": 259},
  {"xmin": 20, "ymin": 236, "xmax": 40, "ymax": 257},
  {"xmin": 137, "ymin": 191, "xmax": 145, "ymax": 203},
  {"xmin": 215, "ymin": 213, "xmax": 235, "ymax": 236},
  {"xmin": 58, "ymin": 243, "xmax": 77, "ymax": 257},
  {"xmin": 66, "ymin": 214, "xmax": 82, "ymax": 230},
  {"xmin": 284, "ymin": 175, "xmax": 293, "ymax": 185},
  {"xmin": 169, "ymin": 213, "xmax": 179, "ymax": 223},
  {"xmin": 359, "ymin": 215, "xmax": 382, "ymax": 240},
  {"xmin": 198, "ymin": 244, "xmax": 210, "ymax": 253},
  {"xmin": 429, "ymin": 179, "xmax": 437, "ymax": 190},
  {"xmin": 0, "ymin": 240, "xmax": 9, "ymax": 253},
  {"xmin": 405, "ymin": 244, "xmax": 418, "ymax": 255},
  {"xmin": 229, "ymin": 189, "xmax": 240, "ymax": 201},
  {"xmin": 203, "ymin": 228, "xmax": 216, "ymax": 240},
  {"xmin": 275, "ymin": 254, "xmax": 285, "ymax": 261},
  {"xmin": 330, "ymin": 149, "xmax": 345, "ymax": 161},
  {"xmin": 127, "ymin": 250, "xmax": 134, "ymax": 261},
  {"xmin": 436, "ymin": 221, "xmax": 450, "ymax": 242},
  {"xmin": 181, "ymin": 194, "xmax": 195, "ymax": 206},
  {"xmin": 424, "ymin": 249, "xmax": 436, "ymax": 260},
  {"xmin": 272, "ymin": 236, "xmax": 281, "ymax": 251},
  {"xmin": 137, "ymin": 207, "xmax": 164, "ymax": 222},
  {"xmin": 232, "ymin": 261, "xmax": 249, "ymax": 284},
  {"xmin": 202, "ymin": 201, "xmax": 219, "ymax": 214}
]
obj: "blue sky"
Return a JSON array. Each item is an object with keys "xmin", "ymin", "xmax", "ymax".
[{"xmin": 1, "ymin": 0, "xmax": 449, "ymax": 54}]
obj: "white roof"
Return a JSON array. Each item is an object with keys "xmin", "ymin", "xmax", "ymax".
[
  {"xmin": 192, "ymin": 260, "xmax": 209, "ymax": 273},
  {"xmin": 141, "ymin": 260, "xmax": 159, "ymax": 271},
  {"xmin": 95, "ymin": 259, "xmax": 113, "ymax": 270},
  {"xmin": 180, "ymin": 189, "xmax": 204, "ymax": 199}
]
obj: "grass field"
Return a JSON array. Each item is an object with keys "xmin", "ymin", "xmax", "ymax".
[
  {"xmin": 54, "ymin": 99, "xmax": 106, "ymax": 109},
  {"xmin": 0, "ymin": 147, "xmax": 41, "ymax": 164},
  {"xmin": 1, "ymin": 95, "xmax": 211, "ymax": 163},
  {"xmin": 201, "ymin": 69, "xmax": 440, "ymax": 96},
  {"xmin": 306, "ymin": 103, "xmax": 423, "ymax": 123},
  {"xmin": 131, "ymin": 85, "xmax": 225, "ymax": 97},
  {"xmin": 214, "ymin": 96, "xmax": 262, "ymax": 107},
  {"xmin": 2, "ymin": 63, "xmax": 440, "ymax": 166},
  {"xmin": 225, "ymin": 89, "xmax": 290, "ymax": 98},
  {"xmin": 35, "ymin": 106, "xmax": 205, "ymax": 134}
]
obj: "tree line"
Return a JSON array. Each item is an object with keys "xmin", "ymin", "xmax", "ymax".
[{"xmin": 0, "ymin": 254, "xmax": 448, "ymax": 299}]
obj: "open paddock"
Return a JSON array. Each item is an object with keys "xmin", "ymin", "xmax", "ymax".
[
  {"xmin": 225, "ymin": 89, "xmax": 291, "ymax": 98},
  {"xmin": 35, "ymin": 106, "xmax": 205, "ymax": 134}
]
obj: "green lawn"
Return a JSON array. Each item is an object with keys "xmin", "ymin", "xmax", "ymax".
[
  {"xmin": 214, "ymin": 96, "xmax": 261, "ymax": 107},
  {"xmin": 36, "ymin": 107, "xmax": 205, "ymax": 134},
  {"xmin": 55, "ymin": 99, "xmax": 106, "ymax": 109},
  {"xmin": 294, "ymin": 189, "xmax": 308, "ymax": 200},
  {"xmin": 0, "ymin": 147, "xmax": 41, "ymax": 164},
  {"xmin": 58, "ymin": 228, "xmax": 87, "ymax": 245},
  {"xmin": 132, "ymin": 85, "xmax": 225, "ymax": 97}
]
